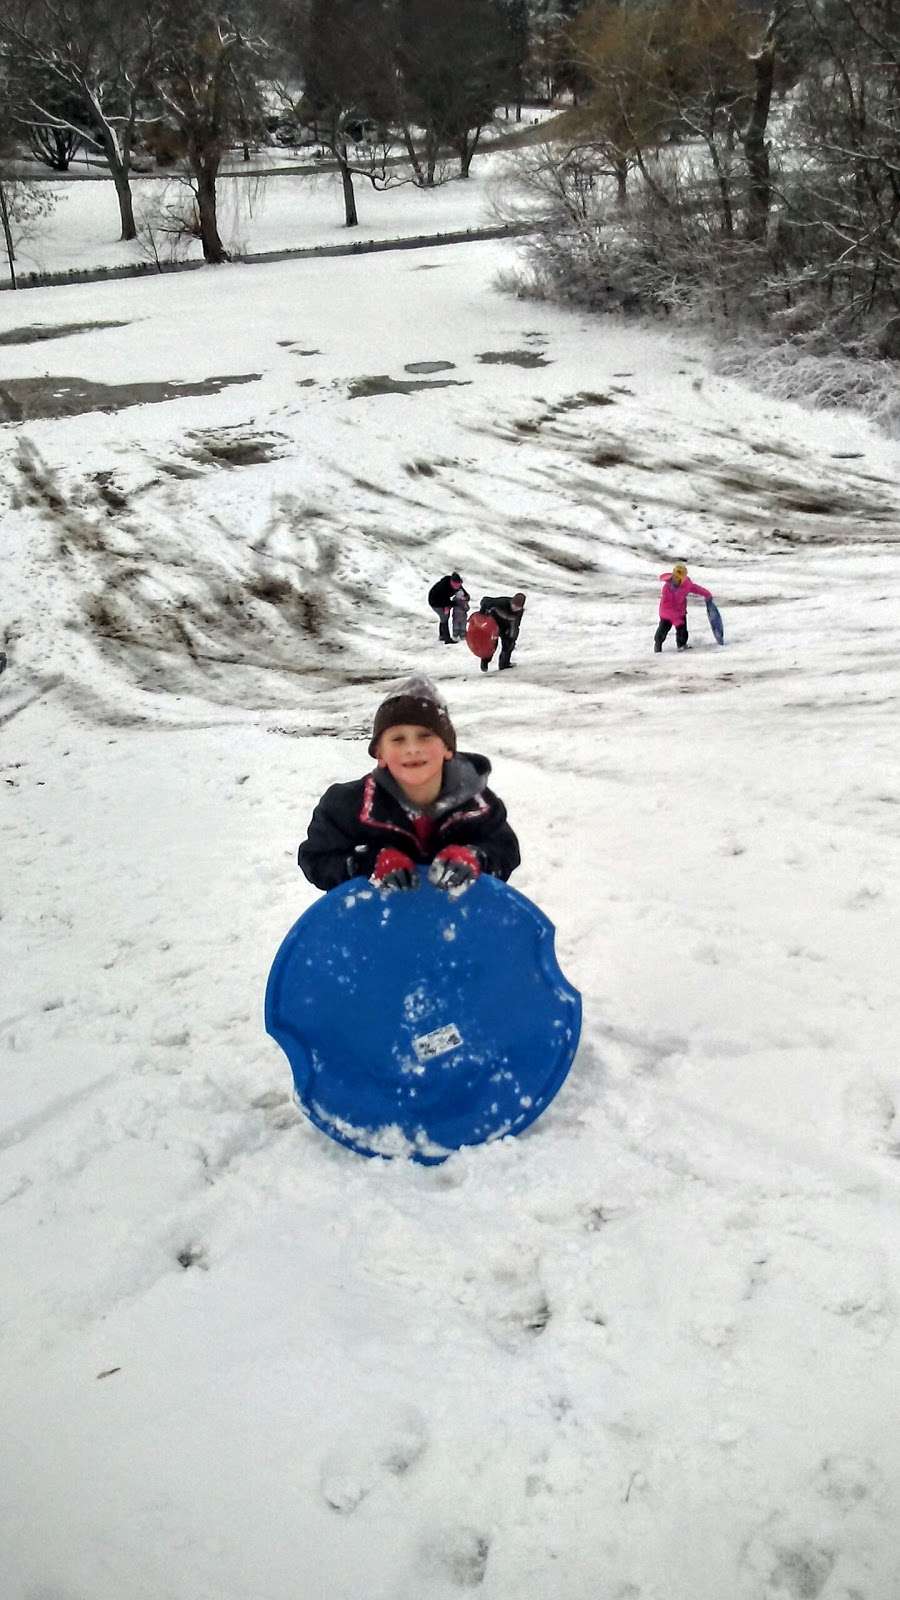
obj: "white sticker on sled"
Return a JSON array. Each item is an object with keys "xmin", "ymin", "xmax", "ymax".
[{"xmin": 412, "ymin": 1023, "xmax": 463, "ymax": 1063}]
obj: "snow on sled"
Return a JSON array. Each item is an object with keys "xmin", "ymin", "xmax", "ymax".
[
  {"xmin": 265, "ymin": 875, "xmax": 582, "ymax": 1164},
  {"xmin": 706, "ymin": 598, "xmax": 725, "ymax": 645},
  {"xmin": 465, "ymin": 611, "xmax": 500, "ymax": 660}
]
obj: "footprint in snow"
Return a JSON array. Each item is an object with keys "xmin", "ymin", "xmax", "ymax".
[
  {"xmin": 418, "ymin": 1526, "xmax": 491, "ymax": 1589},
  {"xmin": 320, "ymin": 1407, "xmax": 428, "ymax": 1512},
  {"xmin": 740, "ymin": 1519, "xmax": 836, "ymax": 1600},
  {"xmin": 842, "ymin": 1072, "xmax": 899, "ymax": 1159},
  {"xmin": 813, "ymin": 1453, "xmax": 884, "ymax": 1510}
]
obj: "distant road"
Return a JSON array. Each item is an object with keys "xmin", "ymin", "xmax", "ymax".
[{"xmin": 18, "ymin": 114, "xmax": 570, "ymax": 185}]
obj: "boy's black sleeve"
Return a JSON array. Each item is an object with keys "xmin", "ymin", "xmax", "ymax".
[
  {"xmin": 472, "ymin": 794, "xmax": 521, "ymax": 882},
  {"xmin": 297, "ymin": 784, "xmax": 376, "ymax": 892}
]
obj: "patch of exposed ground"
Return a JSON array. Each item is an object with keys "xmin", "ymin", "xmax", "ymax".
[
  {"xmin": 468, "ymin": 409, "xmax": 900, "ymax": 558},
  {"xmin": 404, "ymin": 361, "xmax": 456, "ymax": 375},
  {"xmin": 0, "ymin": 372, "xmax": 261, "ymax": 423},
  {"xmin": 476, "ymin": 349, "xmax": 551, "ymax": 368},
  {"xmin": 179, "ymin": 428, "xmax": 290, "ymax": 470},
  {"xmin": 0, "ymin": 321, "xmax": 130, "ymax": 347},
  {"xmin": 518, "ymin": 538, "xmax": 596, "ymax": 574},
  {"xmin": 10, "ymin": 438, "xmax": 399, "ymax": 720},
  {"xmin": 512, "ymin": 393, "xmax": 617, "ymax": 435},
  {"xmin": 347, "ymin": 374, "xmax": 472, "ymax": 400}
]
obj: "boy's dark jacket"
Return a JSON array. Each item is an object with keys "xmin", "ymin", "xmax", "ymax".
[
  {"xmin": 298, "ymin": 752, "xmax": 520, "ymax": 892},
  {"xmin": 428, "ymin": 575, "xmax": 468, "ymax": 609}
]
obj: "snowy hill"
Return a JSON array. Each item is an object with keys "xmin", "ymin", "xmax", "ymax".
[{"xmin": 2, "ymin": 239, "xmax": 900, "ymax": 1600}]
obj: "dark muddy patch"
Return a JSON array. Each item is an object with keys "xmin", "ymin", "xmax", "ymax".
[
  {"xmin": 476, "ymin": 349, "xmax": 551, "ymax": 369},
  {"xmin": 182, "ymin": 428, "xmax": 289, "ymax": 469},
  {"xmin": 590, "ymin": 446, "xmax": 631, "ymax": 469},
  {"xmin": 510, "ymin": 392, "xmax": 615, "ymax": 436},
  {"xmin": 519, "ymin": 537, "xmax": 596, "ymax": 573},
  {"xmin": 404, "ymin": 360, "xmax": 456, "ymax": 375},
  {"xmin": 553, "ymin": 390, "xmax": 615, "ymax": 413},
  {"xmin": 92, "ymin": 470, "xmax": 129, "ymax": 512},
  {"xmin": 714, "ymin": 467, "xmax": 895, "ymax": 525},
  {"xmin": 296, "ymin": 378, "xmax": 316, "ymax": 388},
  {"xmin": 0, "ymin": 372, "xmax": 260, "ymax": 423},
  {"xmin": 749, "ymin": 441, "xmax": 804, "ymax": 460},
  {"xmin": 348, "ymin": 373, "xmax": 472, "ymax": 399},
  {"xmin": 0, "ymin": 320, "xmax": 130, "ymax": 347}
]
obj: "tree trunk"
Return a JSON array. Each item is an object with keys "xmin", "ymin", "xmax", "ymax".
[
  {"xmin": 742, "ymin": 36, "xmax": 776, "ymax": 241},
  {"xmin": 0, "ymin": 178, "xmax": 17, "ymax": 288},
  {"xmin": 95, "ymin": 122, "xmax": 138, "ymax": 242},
  {"xmin": 459, "ymin": 127, "xmax": 481, "ymax": 178},
  {"xmin": 708, "ymin": 138, "xmax": 734, "ymax": 236},
  {"xmin": 615, "ymin": 157, "xmax": 627, "ymax": 207},
  {"xmin": 397, "ymin": 116, "xmax": 425, "ymax": 185},
  {"xmin": 193, "ymin": 152, "xmax": 228, "ymax": 263},
  {"xmin": 338, "ymin": 144, "xmax": 358, "ymax": 226},
  {"xmin": 111, "ymin": 164, "xmax": 137, "ymax": 242}
]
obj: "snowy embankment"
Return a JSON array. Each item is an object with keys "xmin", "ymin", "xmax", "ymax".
[{"xmin": 2, "ymin": 239, "xmax": 900, "ymax": 1600}]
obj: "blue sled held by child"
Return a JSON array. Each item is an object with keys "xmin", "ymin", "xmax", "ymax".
[
  {"xmin": 265, "ymin": 875, "xmax": 582, "ymax": 1164},
  {"xmin": 706, "ymin": 597, "xmax": 725, "ymax": 645}
]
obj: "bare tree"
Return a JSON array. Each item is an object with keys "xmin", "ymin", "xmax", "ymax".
[
  {"xmin": 0, "ymin": 0, "xmax": 166, "ymax": 241},
  {"xmin": 0, "ymin": 76, "xmax": 57, "ymax": 286},
  {"xmin": 149, "ymin": 0, "xmax": 267, "ymax": 262},
  {"xmin": 271, "ymin": 0, "xmax": 400, "ymax": 226},
  {"xmin": 778, "ymin": 0, "xmax": 900, "ymax": 337},
  {"xmin": 398, "ymin": 0, "xmax": 512, "ymax": 180},
  {"xmin": 18, "ymin": 77, "xmax": 85, "ymax": 169}
]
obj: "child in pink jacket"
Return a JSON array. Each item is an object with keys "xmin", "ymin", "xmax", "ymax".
[{"xmin": 654, "ymin": 562, "xmax": 713, "ymax": 651}]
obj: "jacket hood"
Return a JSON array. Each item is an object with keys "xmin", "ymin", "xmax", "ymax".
[{"xmin": 374, "ymin": 751, "xmax": 491, "ymax": 816}]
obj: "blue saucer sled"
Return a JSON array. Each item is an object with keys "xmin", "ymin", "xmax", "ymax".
[{"xmin": 265, "ymin": 876, "xmax": 582, "ymax": 1163}]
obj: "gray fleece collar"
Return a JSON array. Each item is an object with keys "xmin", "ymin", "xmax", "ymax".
[{"xmin": 373, "ymin": 752, "xmax": 490, "ymax": 817}]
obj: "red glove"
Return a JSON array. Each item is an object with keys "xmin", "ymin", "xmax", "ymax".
[
  {"xmin": 371, "ymin": 847, "xmax": 419, "ymax": 891},
  {"xmin": 428, "ymin": 845, "xmax": 482, "ymax": 892}
]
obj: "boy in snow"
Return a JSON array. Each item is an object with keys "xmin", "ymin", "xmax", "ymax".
[
  {"xmin": 654, "ymin": 563, "xmax": 713, "ymax": 652},
  {"xmin": 477, "ymin": 592, "xmax": 526, "ymax": 672},
  {"xmin": 297, "ymin": 676, "xmax": 520, "ymax": 893},
  {"xmin": 428, "ymin": 572, "xmax": 469, "ymax": 644}
]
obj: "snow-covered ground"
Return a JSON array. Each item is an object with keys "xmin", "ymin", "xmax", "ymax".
[
  {"xmin": 7, "ymin": 145, "xmax": 527, "ymax": 280},
  {"xmin": 2, "ymin": 235, "xmax": 900, "ymax": 1600}
]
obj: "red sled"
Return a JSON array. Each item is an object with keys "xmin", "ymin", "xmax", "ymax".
[{"xmin": 466, "ymin": 611, "xmax": 499, "ymax": 660}]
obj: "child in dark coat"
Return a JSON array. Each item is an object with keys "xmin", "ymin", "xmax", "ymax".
[
  {"xmin": 298, "ymin": 676, "xmax": 520, "ymax": 893},
  {"xmin": 478, "ymin": 593, "xmax": 526, "ymax": 671}
]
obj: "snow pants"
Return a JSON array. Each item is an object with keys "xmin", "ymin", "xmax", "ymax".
[
  {"xmin": 480, "ymin": 623, "xmax": 517, "ymax": 671},
  {"xmin": 451, "ymin": 594, "xmax": 469, "ymax": 639},
  {"xmin": 654, "ymin": 619, "xmax": 688, "ymax": 650}
]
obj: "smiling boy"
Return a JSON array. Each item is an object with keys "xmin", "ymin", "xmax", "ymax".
[{"xmin": 297, "ymin": 676, "xmax": 520, "ymax": 893}]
